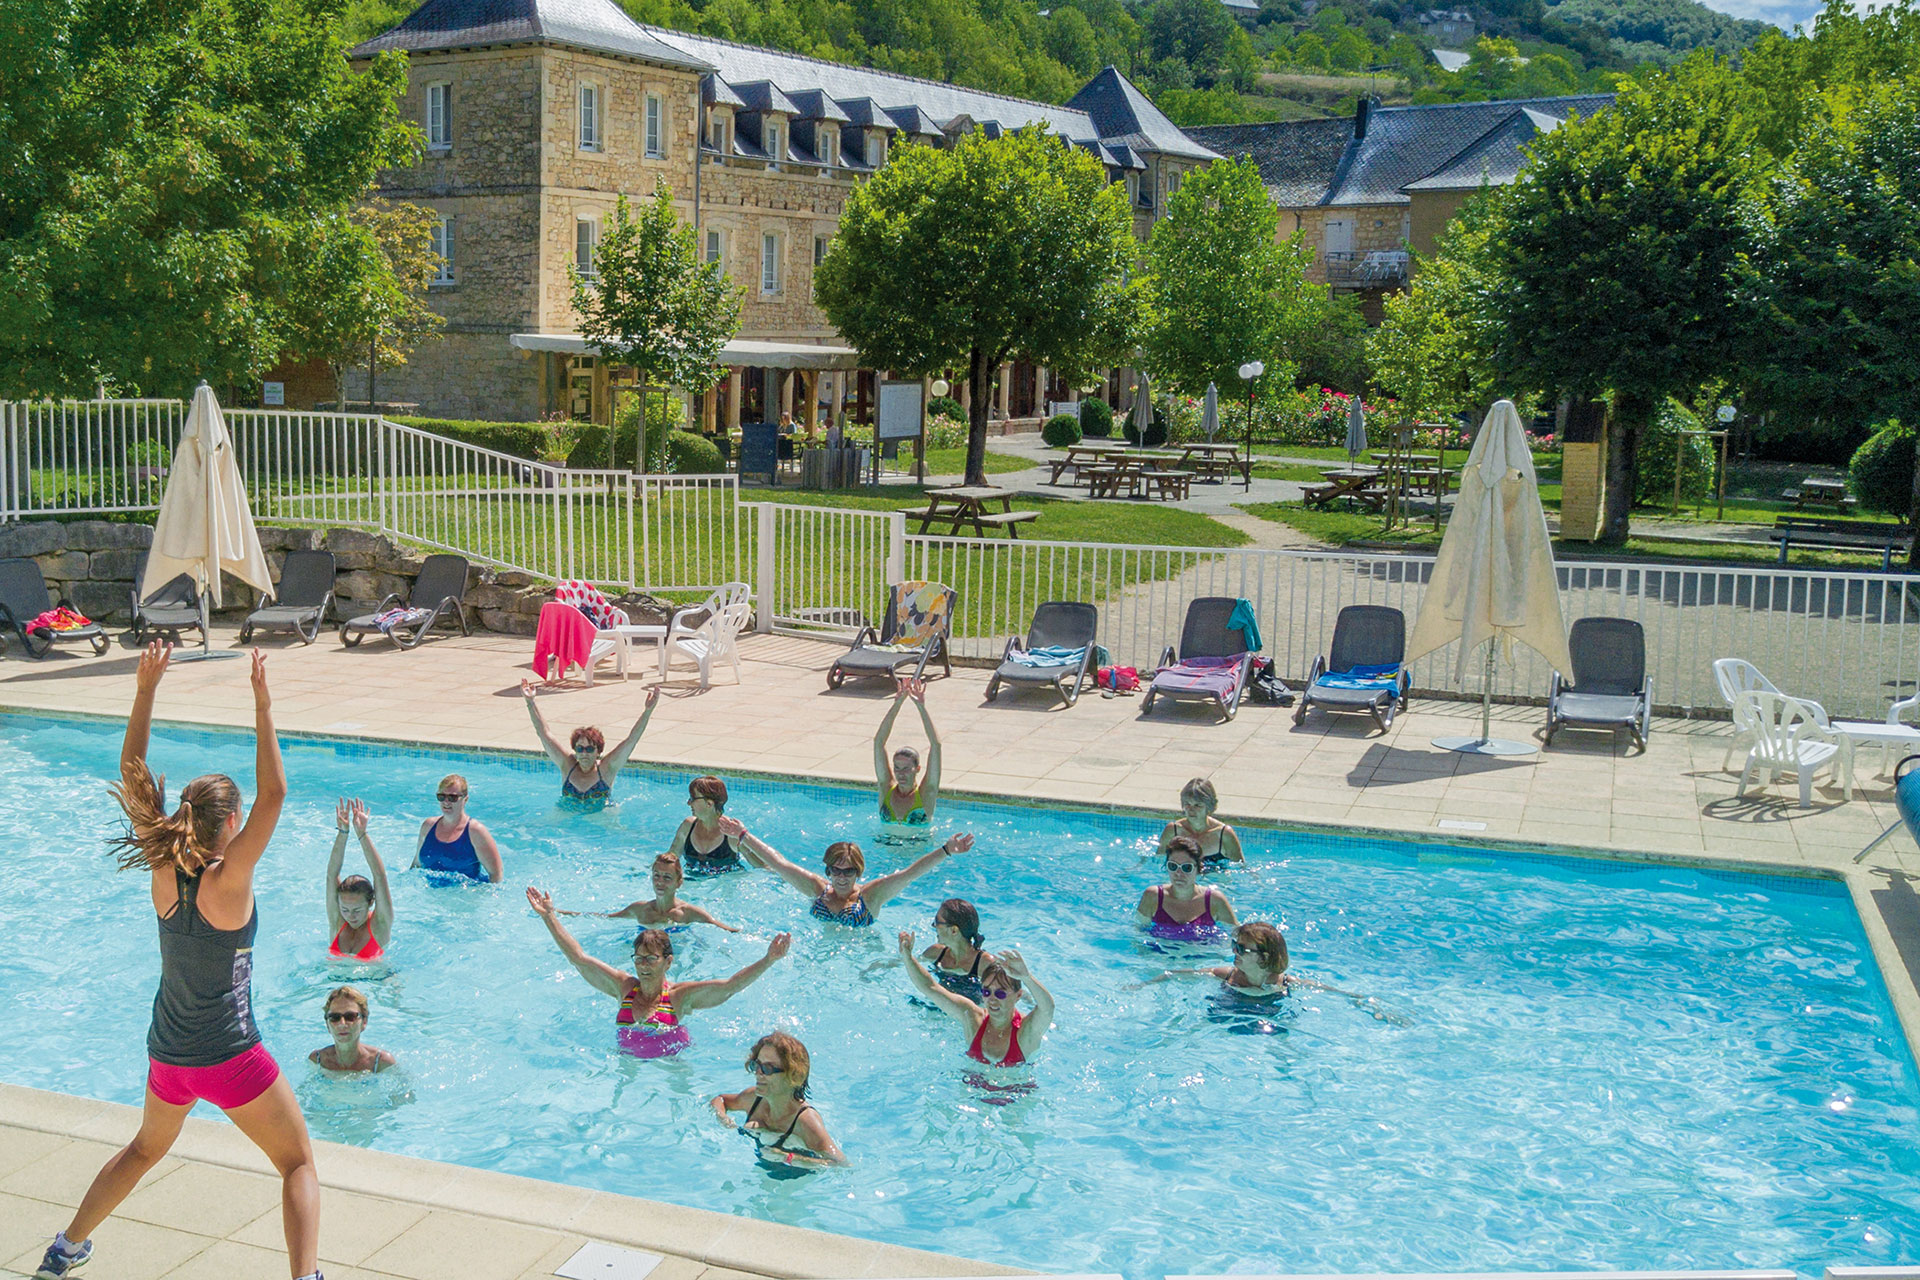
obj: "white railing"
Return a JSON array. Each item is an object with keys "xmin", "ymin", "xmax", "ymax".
[
  {"xmin": 0, "ymin": 399, "xmax": 185, "ymax": 518},
  {"xmin": 639, "ymin": 473, "xmax": 746, "ymax": 595},
  {"xmin": 754, "ymin": 504, "xmax": 901, "ymax": 635}
]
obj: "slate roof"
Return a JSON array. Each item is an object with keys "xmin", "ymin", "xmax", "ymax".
[
  {"xmin": 731, "ymin": 80, "xmax": 803, "ymax": 117},
  {"xmin": 785, "ymin": 88, "xmax": 852, "ymax": 123},
  {"xmin": 1183, "ymin": 116, "xmax": 1349, "ymax": 205},
  {"xmin": 834, "ymin": 97, "xmax": 894, "ymax": 129},
  {"xmin": 1326, "ymin": 94, "xmax": 1612, "ymax": 206},
  {"xmin": 1401, "ymin": 106, "xmax": 1567, "ymax": 192},
  {"xmin": 348, "ymin": 0, "xmax": 707, "ymax": 70},
  {"xmin": 1066, "ymin": 66, "xmax": 1220, "ymax": 163},
  {"xmin": 883, "ymin": 104, "xmax": 943, "ymax": 136}
]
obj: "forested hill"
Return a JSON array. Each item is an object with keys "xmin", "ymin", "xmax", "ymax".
[{"xmin": 1547, "ymin": 0, "xmax": 1778, "ymax": 63}]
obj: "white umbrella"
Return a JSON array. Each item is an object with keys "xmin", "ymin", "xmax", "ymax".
[
  {"xmin": 1344, "ymin": 396, "xmax": 1368, "ymax": 467},
  {"xmin": 1131, "ymin": 373, "xmax": 1153, "ymax": 438},
  {"xmin": 1406, "ymin": 399, "xmax": 1571, "ymax": 755},
  {"xmin": 142, "ymin": 382, "xmax": 274, "ymax": 659},
  {"xmin": 1200, "ymin": 383, "xmax": 1220, "ymax": 442}
]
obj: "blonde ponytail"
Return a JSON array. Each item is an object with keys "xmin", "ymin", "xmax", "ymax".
[{"xmin": 109, "ymin": 761, "xmax": 238, "ymax": 875}]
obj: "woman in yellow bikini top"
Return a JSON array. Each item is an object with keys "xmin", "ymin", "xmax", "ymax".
[{"xmin": 874, "ymin": 677, "xmax": 941, "ymax": 825}]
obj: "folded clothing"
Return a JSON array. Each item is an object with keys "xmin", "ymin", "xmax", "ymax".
[
  {"xmin": 27, "ymin": 606, "xmax": 93, "ymax": 633},
  {"xmin": 1005, "ymin": 644, "xmax": 1087, "ymax": 669},
  {"xmin": 372, "ymin": 606, "xmax": 434, "ymax": 635},
  {"xmin": 1314, "ymin": 662, "xmax": 1402, "ymax": 692}
]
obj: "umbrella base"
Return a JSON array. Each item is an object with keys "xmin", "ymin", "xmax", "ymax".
[
  {"xmin": 1432, "ymin": 735, "xmax": 1537, "ymax": 756},
  {"xmin": 173, "ymin": 649, "xmax": 244, "ymax": 663}
]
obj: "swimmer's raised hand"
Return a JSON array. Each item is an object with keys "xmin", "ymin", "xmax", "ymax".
[
  {"xmin": 939, "ymin": 833, "xmax": 973, "ymax": 856},
  {"xmin": 520, "ymin": 678, "xmax": 537, "ymax": 699},
  {"xmin": 525, "ymin": 886, "xmax": 557, "ymax": 918},
  {"xmin": 643, "ymin": 685, "xmax": 660, "ymax": 710},
  {"xmin": 897, "ymin": 929, "xmax": 916, "ymax": 955},
  {"xmin": 349, "ymin": 799, "xmax": 369, "ymax": 835},
  {"xmin": 765, "ymin": 932, "xmax": 792, "ymax": 961},
  {"xmin": 249, "ymin": 648, "xmax": 269, "ymax": 704},
  {"xmin": 998, "ymin": 949, "xmax": 1031, "ymax": 980},
  {"xmin": 135, "ymin": 640, "xmax": 171, "ymax": 692},
  {"xmin": 717, "ymin": 816, "xmax": 747, "ymax": 839}
]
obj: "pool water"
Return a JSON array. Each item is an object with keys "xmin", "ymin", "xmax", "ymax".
[{"xmin": 1, "ymin": 712, "xmax": 1916, "ymax": 1278}]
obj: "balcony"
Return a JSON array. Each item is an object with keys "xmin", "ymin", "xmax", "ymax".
[{"xmin": 1324, "ymin": 250, "xmax": 1410, "ymax": 289}]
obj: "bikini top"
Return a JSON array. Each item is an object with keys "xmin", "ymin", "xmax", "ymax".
[
  {"xmin": 617, "ymin": 982, "xmax": 678, "ymax": 1028},
  {"xmin": 329, "ymin": 922, "xmax": 384, "ymax": 961},
  {"xmin": 880, "ymin": 782, "xmax": 928, "ymax": 825},
  {"xmin": 682, "ymin": 824, "xmax": 742, "ymax": 871},
  {"xmin": 562, "ymin": 770, "xmax": 611, "ymax": 802},
  {"xmin": 810, "ymin": 893, "xmax": 875, "ymax": 926}
]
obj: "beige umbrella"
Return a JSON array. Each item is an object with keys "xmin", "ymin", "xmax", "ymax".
[
  {"xmin": 141, "ymin": 382, "xmax": 274, "ymax": 658},
  {"xmin": 1407, "ymin": 399, "xmax": 1571, "ymax": 755}
]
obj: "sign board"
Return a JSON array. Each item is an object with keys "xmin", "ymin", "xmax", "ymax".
[
  {"xmin": 876, "ymin": 381, "xmax": 924, "ymax": 442},
  {"xmin": 738, "ymin": 422, "xmax": 780, "ymax": 484},
  {"xmin": 262, "ymin": 381, "xmax": 285, "ymax": 406}
]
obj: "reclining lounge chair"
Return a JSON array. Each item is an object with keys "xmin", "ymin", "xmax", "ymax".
[
  {"xmin": 1544, "ymin": 616, "xmax": 1652, "ymax": 752},
  {"xmin": 986, "ymin": 601, "xmax": 1098, "ymax": 707},
  {"xmin": 1294, "ymin": 604, "xmax": 1410, "ymax": 735},
  {"xmin": 130, "ymin": 561, "xmax": 206, "ymax": 647},
  {"xmin": 0, "ymin": 558, "xmax": 110, "ymax": 658},
  {"xmin": 240, "ymin": 550, "xmax": 336, "ymax": 644},
  {"xmin": 826, "ymin": 581, "xmax": 956, "ymax": 690},
  {"xmin": 339, "ymin": 554, "xmax": 472, "ymax": 649},
  {"xmin": 1141, "ymin": 596, "xmax": 1258, "ymax": 721}
]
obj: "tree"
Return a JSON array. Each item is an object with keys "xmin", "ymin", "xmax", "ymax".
[
  {"xmin": 0, "ymin": 0, "xmax": 416, "ymax": 398},
  {"xmin": 1141, "ymin": 158, "xmax": 1317, "ymax": 396},
  {"xmin": 1369, "ymin": 190, "xmax": 1513, "ymax": 421},
  {"xmin": 1145, "ymin": 0, "xmax": 1237, "ymax": 74},
  {"xmin": 1738, "ymin": 0, "xmax": 1920, "ymax": 158},
  {"xmin": 815, "ymin": 128, "xmax": 1138, "ymax": 485},
  {"xmin": 570, "ymin": 185, "xmax": 743, "ymax": 470},
  {"xmin": 1476, "ymin": 57, "xmax": 1765, "ymax": 543}
]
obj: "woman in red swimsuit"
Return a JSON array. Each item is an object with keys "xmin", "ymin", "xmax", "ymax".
[
  {"xmin": 325, "ymin": 799, "xmax": 392, "ymax": 961},
  {"xmin": 898, "ymin": 934, "xmax": 1053, "ymax": 1066}
]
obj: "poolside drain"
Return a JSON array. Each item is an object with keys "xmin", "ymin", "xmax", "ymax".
[
  {"xmin": 1435, "ymin": 819, "xmax": 1488, "ymax": 831},
  {"xmin": 556, "ymin": 1242, "xmax": 664, "ymax": 1280}
]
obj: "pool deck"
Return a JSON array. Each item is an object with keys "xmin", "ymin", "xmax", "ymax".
[{"xmin": 2, "ymin": 625, "xmax": 1918, "ymax": 1279}]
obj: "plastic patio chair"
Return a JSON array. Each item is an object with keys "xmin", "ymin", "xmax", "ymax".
[
  {"xmin": 662, "ymin": 599, "xmax": 752, "ymax": 688},
  {"xmin": 130, "ymin": 561, "xmax": 206, "ymax": 647},
  {"xmin": 826, "ymin": 582, "xmax": 956, "ymax": 689},
  {"xmin": 339, "ymin": 554, "xmax": 473, "ymax": 649},
  {"xmin": 240, "ymin": 550, "xmax": 336, "ymax": 644},
  {"xmin": 1734, "ymin": 689, "xmax": 1851, "ymax": 807},
  {"xmin": 1141, "ymin": 597, "xmax": 1257, "ymax": 721},
  {"xmin": 986, "ymin": 601, "xmax": 1098, "ymax": 707},
  {"xmin": 1544, "ymin": 617, "xmax": 1653, "ymax": 752},
  {"xmin": 1293, "ymin": 604, "xmax": 1409, "ymax": 735},
  {"xmin": 0, "ymin": 558, "xmax": 109, "ymax": 658},
  {"xmin": 1712, "ymin": 658, "xmax": 1787, "ymax": 772}
]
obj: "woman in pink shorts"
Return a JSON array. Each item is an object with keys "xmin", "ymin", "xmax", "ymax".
[{"xmin": 35, "ymin": 643, "xmax": 320, "ymax": 1280}]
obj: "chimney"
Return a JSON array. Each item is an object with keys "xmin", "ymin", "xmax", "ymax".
[{"xmin": 1354, "ymin": 96, "xmax": 1374, "ymax": 140}]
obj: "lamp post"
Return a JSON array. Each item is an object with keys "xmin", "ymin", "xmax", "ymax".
[
  {"xmin": 920, "ymin": 377, "xmax": 950, "ymax": 486},
  {"xmin": 1238, "ymin": 361, "xmax": 1264, "ymax": 492}
]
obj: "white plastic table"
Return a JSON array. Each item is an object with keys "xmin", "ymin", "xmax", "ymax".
[{"xmin": 609, "ymin": 624, "xmax": 668, "ymax": 679}]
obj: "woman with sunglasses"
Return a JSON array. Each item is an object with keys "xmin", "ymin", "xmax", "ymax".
[
  {"xmin": 554, "ymin": 851, "xmax": 740, "ymax": 933},
  {"xmin": 898, "ymin": 936, "xmax": 1053, "ymax": 1066},
  {"xmin": 718, "ymin": 818, "xmax": 972, "ymax": 927},
  {"xmin": 525, "ymin": 887, "xmax": 790, "ymax": 1057},
  {"xmin": 1137, "ymin": 835, "xmax": 1237, "ymax": 941},
  {"xmin": 874, "ymin": 677, "xmax": 942, "ymax": 826},
  {"xmin": 1151, "ymin": 920, "xmax": 1410, "ymax": 1023},
  {"xmin": 325, "ymin": 799, "xmax": 393, "ymax": 961},
  {"xmin": 710, "ymin": 1031, "xmax": 848, "ymax": 1169},
  {"xmin": 412, "ymin": 774, "xmax": 503, "ymax": 883},
  {"xmin": 522, "ymin": 680, "xmax": 658, "ymax": 807},
  {"xmin": 670, "ymin": 775, "xmax": 743, "ymax": 875},
  {"xmin": 307, "ymin": 986, "xmax": 395, "ymax": 1074},
  {"xmin": 920, "ymin": 899, "xmax": 989, "ymax": 998}
]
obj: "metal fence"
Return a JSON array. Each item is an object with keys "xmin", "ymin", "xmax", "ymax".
[{"xmin": 0, "ymin": 399, "xmax": 185, "ymax": 518}]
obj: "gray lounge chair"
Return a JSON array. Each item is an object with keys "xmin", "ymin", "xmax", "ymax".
[
  {"xmin": 0, "ymin": 558, "xmax": 109, "ymax": 658},
  {"xmin": 986, "ymin": 601, "xmax": 1097, "ymax": 706},
  {"xmin": 1141, "ymin": 597, "xmax": 1257, "ymax": 721},
  {"xmin": 240, "ymin": 550, "xmax": 336, "ymax": 644},
  {"xmin": 1545, "ymin": 616, "xmax": 1652, "ymax": 752},
  {"xmin": 339, "ymin": 554, "xmax": 472, "ymax": 649},
  {"xmin": 1294, "ymin": 604, "xmax": 1410, "ymax": 734},
  {"xmin": 130, "ymin": 561, "xmax": 206, "ymax": 646},
  {"xmin": 826, "ymin": 581, "xmax": 956, "ymax": 689}
]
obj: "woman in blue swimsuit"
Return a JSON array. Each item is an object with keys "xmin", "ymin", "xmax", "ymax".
[
  {"xmin": 720, "ymin": 819, "xmax": 971, "ymax": 927},
  {"xmin": 874, "ymin": 677, "xmax": 941, "ymax": 824},
  {"xmin": 412, "ymin": 774, "xmax": 504, "ymax": 882},
  {"xmin": 522, "ymin": 680, "xmax": 657, "ymax": 806}
]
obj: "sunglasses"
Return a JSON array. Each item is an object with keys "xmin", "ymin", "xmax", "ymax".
[
  {"xmin": 325, "ymin": 1011, "xmax": 363, "ymax": 1025},
  {"xmin": 980, "ymin": 987, "xmax": 1013, "ymax": 1000},
  {"xmin": 1166, "ymin": 861, "xmax": 1198, "ymax": 873},
  {"xmin": 437, "ymin": 792, "xmax": 466, "ymax": 802},
  {"xmin": 749, "ymin": 1060, "xmax": 785, "ymax": 1076},
  {"xmin": 826, "ymin": 865, "xmax": 859, "ymax": 877},
  {"xmin": 1232, "ymin": 941, "xmax": 1256, "ymax": 956}
]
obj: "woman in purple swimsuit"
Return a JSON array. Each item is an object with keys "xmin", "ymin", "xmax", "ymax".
[{"xmin": 1136, "ymin": 836, "xmax": 1237, "ymax": 940}]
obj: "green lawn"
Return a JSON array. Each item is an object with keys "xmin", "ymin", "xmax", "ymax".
[
  {"xmin": 741, "ymin": 484, "xmax": 1248, "ymax": 548},
  {"xmin": 915, "ymin": 447, "xmax": 1031, "ymax": 476}
]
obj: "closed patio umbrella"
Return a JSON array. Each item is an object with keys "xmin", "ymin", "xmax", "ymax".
[
  {"xmin": 141, "ymin": 382, "xmax": 274, "ymax": 660},
  {"xmin": 1406, "ymin": 399, "xmax": 1571, "ymax": 755},
  {"xmin": 1131, "ymin": 373, "xmax": 1153, "ymax": 438},
  {"xmin": 1344, "ymin": 396, "xmax": 1368, "ymax": 467},
  {"xmin": 1200, "ymin": 383, "xmax": 1220, "ymax": 442}
]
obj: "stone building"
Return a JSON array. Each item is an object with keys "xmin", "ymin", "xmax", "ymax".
[{"xmin": 336, "ymin": 0, "xmax": 1218, "ymax": 427}]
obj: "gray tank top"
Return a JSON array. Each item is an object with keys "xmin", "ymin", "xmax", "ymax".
[{"xmin": 147, "ymin": 869, "xmax": 261, "ymax": 1067}]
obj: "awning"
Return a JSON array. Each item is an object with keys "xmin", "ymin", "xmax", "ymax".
[{"xmin": 510, "ymin": 333, "xmax": 864, "ymax": 370}]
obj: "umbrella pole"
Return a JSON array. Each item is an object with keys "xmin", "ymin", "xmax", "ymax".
[
  {"xmin": 173, "ymin": 583, "xmax": 240, "ymax": 662},
  {"xmin": 1432, "ymin": 640, "xmax": 1537, "ymax": 756}
]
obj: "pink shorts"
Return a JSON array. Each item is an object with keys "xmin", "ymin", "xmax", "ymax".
[{"xmin": 147, "ymin": 1043, "xmax": 281, "ymax": 1110}]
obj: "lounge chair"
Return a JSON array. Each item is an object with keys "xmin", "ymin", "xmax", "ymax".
[
  {"xmin": 0, "ymin": 558, "xmax": 109, "ymax": 658},
  {"xmin": 240, "ymin": 550, "xmax": 336, "ymax": 644},
  {"xmin": 986, "ymin": 601, "xmax": 1098, "ymax": 706},
  {"xmin": 1544, "ymin": 616, "xmax": 1652, "ymax": 752},
  {"xmin": 1293, "ymin": 604, "xmax": 1410, "ymax": 734},
  {"xmin": 826, "ymin": 581, "xmax": 956, "ymax": 689},
  {"xmin": 130, "ymin": 562, "xmax": 206, "ymax": 647},
  {"xmin": 1141, "ymin": 596, "xmax": 1257, "ymax": 721},
  {"xmin": 339, "ymin": 554, "xmax": 472, "ymax": 649}
]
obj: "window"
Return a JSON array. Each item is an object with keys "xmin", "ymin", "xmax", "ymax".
[
  {"xmin": 1168, "ymin": 168, "xmax": 1182, "ymax": 194},
  {"xmin": 813, "ymin": 235, "xmax": 827, "ymax": 267},
  {"xmin": 576, "ymin": 217, "xmax": 599, "ymax": 277},
  {"xmin": 763, "ymin": 119, "xmax": 782, "ymax": 161},
  {"xmin": 760, "ymin": 231, "xmax": 780, "ymax": 294},
  {"xmin": 1124, "ymin": 171, "xmax": 1139, "ymax": 205},
  {"xmin": 430, "ymin": 218, "xmax": 454, "ymax": 284},
  {"xmin": 578, "ymin": 83, "xmax": 600, "ymax": 151},
  {"xmin": 708, "ymin": 114, "xmax": 727, "ymax": 153},
  {"xmin": 645, "ymin": 93, "xmax": 664, "ymax": 158},
  {"xmin": 705, "ymin": 228, "xmax": 724, "ymax": 265},
  {"xmin": 426, "ymin": 83, "xmax": 451, "ymax": 150},
  {"xmin": 865, "ymin": 132, "xmax": 883, "ymax": 167},
  {"xmin": 820, "ymin": 129, "xmax": 837, "ymax": 167}
]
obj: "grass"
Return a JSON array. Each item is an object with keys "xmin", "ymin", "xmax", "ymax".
[
  {"xmin": 741, "ymin": 483, "xmax": 1249, "ymax": 548},
  {"xmin": 915, "ymin": 447, "xmax": 1030, "ymax": 476}
]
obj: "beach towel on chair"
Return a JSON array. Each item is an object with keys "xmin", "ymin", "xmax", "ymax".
[
  {"xmin": 372, "ymin": 606, "xmax": 434, "ymax": 636},
  {"xmin": 1006, "ymin": 645, "xmax": 1088, "ymax": 669},
  {"xmin": 28, "ymin": 607, "xmax": 93, "ymax": 633},
  {"xmin": 1315, "ymin": 662, "xmax": 1402, "ymax": 692},
  {"xmin": 553, "ymin": 579, "xmax": 627, "ymax": 629},
  {"xmin": 1153, "ymin": 654, "xmax": 1249, "ymax": 698},
  {"xmin": 888, "ymin": 582, "xmax": 952, "ymax": 649}
]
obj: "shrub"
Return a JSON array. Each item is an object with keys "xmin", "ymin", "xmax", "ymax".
[
  {"xmin": 1633, "ymin": 399, "xmax": 1715, "ymax": 507},
  {"xmin": 1079, "ymin": 398, "xmax": 1114, "ymax": 438},
  {"xmin": 1849, "ymin": 419, "xmax": 1913, "ymax": 517},
  {"xmin": 926, "ymin": 395, "xmax": 964, "ymax": 423},
  {"xmin": 667, "ymin": 430, "xmax": 725, "ymax": 475},
  {"xmin": 925, "ymin": 415, "xmax": 969, "ymax": 449},
  {"xmin": 568, "ymin": 395, "xmax": 684, "ymax": 470},
  {"xmin": 1125, "ymin": 415, "xmax": 1169, "ymax": 448},
  {"xmin": 1042, "ymin": 413, "xmax": 1082, "ymax": 448},
  {"xmin": 394, "ymin": 417, "xmax": 554, "ymax": 462}
]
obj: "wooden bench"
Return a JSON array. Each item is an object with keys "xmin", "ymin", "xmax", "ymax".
[
  {"xmin": 900, "ymin": 506, "xmax": 1039, "ymax": 538},
  {"xmin": 974, "ymin": 510, "xmax": 1040, "ymax": 537},
  {"xmin": 1145, "ymin": 469, "xmax": 1194, "ymax": 501},
  {"xmin": 1771, "ymin": 516, "xmax": 1911, "ymax": 568}
]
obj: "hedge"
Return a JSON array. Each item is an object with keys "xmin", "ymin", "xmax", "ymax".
[
  {"xmin": 1079, "ymin": 398, "xmax": 1114, "ymax": 438},
  {"xmin": 668, "ymin": 430, "xmax": 725, "ymax": 474},
  {"xmin": 1850, "ymin": 420, "xmax": 1912, "ymax": 517},
  {"xmin": 393, "ymin": 417, "xmax": 556, "ymax": 462}
]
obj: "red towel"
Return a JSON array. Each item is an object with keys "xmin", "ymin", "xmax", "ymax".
[{"xmin": 533, "ymin": 601, "xmax": 599, "ymax": 682}]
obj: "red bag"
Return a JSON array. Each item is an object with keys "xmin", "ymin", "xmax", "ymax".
[{"xmin": 1095, "ymin": 665, "xmax": 1140, "ymax": 692}]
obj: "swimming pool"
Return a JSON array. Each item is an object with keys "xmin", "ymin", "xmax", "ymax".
[{"xmin": 0, "ymin": 710, "xmax": 1915, "ymax": 1278}]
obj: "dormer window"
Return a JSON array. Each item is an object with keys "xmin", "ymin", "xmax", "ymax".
[
  {"xmin": 763, "ymin": 119, "xmax": 783, "ymax": 162},
  {"xmin": 865, "ymin": 132, "xmax": 884, "ymax": 167},
  {"xmin": 820, "ymin": 128, "xmax": 837, "ymax": 167},
  {"xmin": 708, "ymin": 112, "xmax": 729, "ymax": 154},
  {"xmin": 1125, "ymin": 171, "xmax": 1139, "ymax": 206}
]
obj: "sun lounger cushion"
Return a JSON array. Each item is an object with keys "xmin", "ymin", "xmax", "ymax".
[
  {"xmin": 1313, "ymin": 663, "xmax": 1402, "ymax": 692},
  {"xmin": 889, "ymin": 582, "xmax": 952, "ymax": 648}
]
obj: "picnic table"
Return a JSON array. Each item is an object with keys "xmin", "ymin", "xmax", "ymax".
[
  {"xmin": 1048, "ymin": 441, "xmax": 1126, "ymax": 485},
  {"xmin": 1785, "ymin": 477, "xmax": 1855, "ymax": 511},
  {"xmin": 1176, "ymin": 442, "xmax": 1250, "ymax": 484},
  {"xmin": 902, "ymin": 486, "xmax": 1040, "ymax": 538},
  {"xmin": 1304, "ymin": 467, "xmax": 1388, "ymax": 513}
]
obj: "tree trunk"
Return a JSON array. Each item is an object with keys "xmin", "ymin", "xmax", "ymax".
[
  {"xmin": 965, "ymin": 346, "xmax": 991, "ymax": 487},
  {"xmin": 1600, "ymin": 391, "xmax": 1652, "ymax": 546},
  {"xmin": 1906, "ymin": 433, "xmax": 1920, "ymax": 571}
]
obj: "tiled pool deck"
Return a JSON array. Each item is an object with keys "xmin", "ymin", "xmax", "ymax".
[{"xmin": 3, "ymin": 626, "xmax": 1917, "ymax": 1279}]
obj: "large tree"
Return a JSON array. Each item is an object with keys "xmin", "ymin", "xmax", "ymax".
[
  {"xmin": 1477, "ymin": 56, "xmax": 1765, "ymax": 543},
  {"xmin": 570, "ymin": 185, "xmax": 742, "ymax": 469},
  {"xmin": 0, "ymin": 0, "xmax": 416, "ymax": 398},
  {"xmin": 815, "ymin": 128, "xmax": 1138, "ymax": 485},
  {"xmin": 1368, "ymin": 190, "xmax": 1512, "ymax": 422}
]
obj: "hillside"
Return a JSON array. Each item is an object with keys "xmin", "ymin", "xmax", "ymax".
[{"xmin": 1545, "ymin": 0, "xmax": 1778, "ymax": 63}]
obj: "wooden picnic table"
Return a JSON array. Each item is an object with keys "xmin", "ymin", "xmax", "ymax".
[
  {"xmin": 1789, "ymin": 476, "xmax": 1854, "ymax": 510},
  {"xmin": 1177, "ymin": 442, "xmax": 1250, "ymax": 484},
  {"xmin": 903, "ymin": 486, "xmax": 1040, "ymax": 538},
  {"xmin": 1048, "ymin": 441, "xmax": 1127, "ymax": 485},
  {"xmin": 1305, "ymin": 467, "xmax": 1388, "ymax": 513}
]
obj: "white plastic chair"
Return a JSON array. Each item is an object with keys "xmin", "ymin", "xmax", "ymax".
[
  {"xmin": 1713, "ymin": 658, "xmax": 1784, "ymax": 771},
  {"xmin": 656, "ymin": 581, "xmax": 751, "ymax": 676},
  {"xmin": 662, "ymin": 600, "xmax": 750, "ymax": 688},
  {"xmin": 1734, "ymin": 690, "xmax": 1852, "ymax": 807}
]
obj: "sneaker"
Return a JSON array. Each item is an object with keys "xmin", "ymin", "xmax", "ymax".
[{"xmin": 35, "ymin": 1238, "xmax": 91, "ymax": 1278}]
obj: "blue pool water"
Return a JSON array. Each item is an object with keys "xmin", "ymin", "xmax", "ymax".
[{"xmin": 0, "ymin": 711, "xmax": 1916, "ymax": 1277}]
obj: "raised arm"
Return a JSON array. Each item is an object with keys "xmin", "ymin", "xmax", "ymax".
[
  {"xmin": 122, "ymin": 641, "xmax": 169, "ymax": 776},
  {"xmin": 721, "ymin": 819, "xmax": 823, "ymax": 898},
  {"xmin": 468, "ymin": 820, "xmax": 504, "ymax": 883},
  {"xmin": 218, "ymin": 650, "xmax": 287, "ymax": 875},
  {"xmin": 908, "ymin": 683, "xmax": 941, "ymax": 808},
  {"xmin": 862, "ymin": 832, "xmax": 971, "ymax": 909},
  {"xmin": 674, "ymin": 933, "xmax": 792, "ymax": 1011},
  {"xmin": 352, "ymin": 800, "xmax": 395, "ymax": 945},
  {"xmin": 897, "ymin": 931, "xmax": 984, "ymax": 1031},
  {"xmin": 1000, "ymin": 950, "xmax": 1054, "ymax": 1053},
  {"xmin": 526, "ymin": 886, "xmax": 630, "ymax": 998},
  {"xmin": 603, "ymin": 686, "xmax": 660, "ymax": 780},
  {"xmin": 872, "ymin": 684, "xmax": 910, "ymax": 792},
  {"xmin": 325, "ymin": 801, "xmax": 350, "ymax": 935},
  {"xmin": 520, "ymin": 680, "xmax": 570, "ymax": 767}
]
